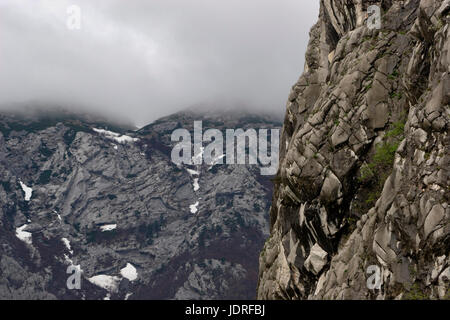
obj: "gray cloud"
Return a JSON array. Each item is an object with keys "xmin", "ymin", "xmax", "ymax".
[{"xmin": 0, "ymin": 0, "xmax": 319, "ymax": 126}]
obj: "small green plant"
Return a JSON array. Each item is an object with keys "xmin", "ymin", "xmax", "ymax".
[
  {"xmin": 359, "ymin": 163, "xmax": 375, "ymax": 182},
  {"xmin": 358, "ymin": 119, "xmax": 405, "ymax": 207},
  {"xmin": 347, "ymin": 216, "xmax": 357, "ymax": 232},
  {"xmin": 365, "ymin": 191, "xmax": 381, "ymax": 205},
  {"xmin": 385, "ymin": 121, "xmax": 405, "ymax": 138},
  {"xmin": 358, "ymin": 141, "xmax": 399, "ymax": 184},
  {"xmin": 390, "ymin": 91, "xmax": 403, "ymax": 99},
  {"xmin": 388, "ymin": 69, "xmax": 399, "ymax": 80},
  {"xmin": 444, "ymin": 289, "xmax": 450, "ymax": 300},
  {"xmin": 403, "ymin": 283, "xmax": 429, "ymax": 300},
  {"xmin": 373, "ymin": 141, "xmax": 400, "ymax": 166}
]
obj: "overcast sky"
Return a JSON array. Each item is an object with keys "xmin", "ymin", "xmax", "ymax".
[{"xmin": 0, "ymin": 0, "xmax": 319, "ymax": 126}]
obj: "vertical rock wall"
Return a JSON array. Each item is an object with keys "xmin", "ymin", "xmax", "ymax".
[{"xmin": 258, "ymin": 0, "xmax": 449, "ymax": 300}]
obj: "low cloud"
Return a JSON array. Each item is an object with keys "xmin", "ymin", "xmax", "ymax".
[{"xmin": 0, "ymin": 0, "xmax": 319, "ymax": 126}]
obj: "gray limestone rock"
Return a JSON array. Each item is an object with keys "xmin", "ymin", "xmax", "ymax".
[{"xmin": 258, "ymin": 0, "xmax": 449, "ymax": 300}]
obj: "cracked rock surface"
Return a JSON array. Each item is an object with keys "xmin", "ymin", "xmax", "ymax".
[{"xmin": 258, "ymin": 0, "xmax": 449, "ymax": 300}]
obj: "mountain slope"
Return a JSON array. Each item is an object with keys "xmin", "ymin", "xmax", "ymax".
[
  {"xmin": 0, "ymin": 109, "xmax": 280, "ymax": 300},
  {"xmin": 258, "ymin": 0, "xmax": 449, "ymax": 300}
]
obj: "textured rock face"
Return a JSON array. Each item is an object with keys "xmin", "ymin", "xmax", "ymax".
[
  {"xmin": 258, "ymin": 0, "xmax": 449, "ymax": 300},
  {"xmin": 0, "ymin": 109, "xmax": 280, "ymax": 299}
]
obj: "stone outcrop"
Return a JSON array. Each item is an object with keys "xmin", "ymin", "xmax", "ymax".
[{"xmin": 258, "ymin": 0, "xmax": 449, "ymax": 300}]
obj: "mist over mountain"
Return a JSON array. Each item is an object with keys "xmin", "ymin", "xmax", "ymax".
[{"xmin": 0, "ymin": 0, "xmax": 319, "ymax": 126}]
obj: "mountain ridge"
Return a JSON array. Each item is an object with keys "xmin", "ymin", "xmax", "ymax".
[{"xmin": 0, "ymin": 107, "xmax": 280, "ymax": 299}]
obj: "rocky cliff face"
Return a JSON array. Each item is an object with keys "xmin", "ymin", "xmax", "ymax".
[
  {"xmin": 0, "ymin": 109, "xmax": 280, "ymax": 299},
  {"xmin": 258, "ymin": 0, "xmax": 449, "ymax": 299}
]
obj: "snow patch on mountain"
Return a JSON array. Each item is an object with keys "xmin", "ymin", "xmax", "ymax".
[
  {"xmin": 189, "ymin": 201, "xmax": 199, "ymax": 214},
  {"xmin": 93, "ymin": 128, "xmax": 138, "ymax": 144},
  {"xmin": 124, "ymin": 293, "xmax": 133, "ymax": 300},
  {"xmin": 186, "ymin": 168, "xmax": 199, "ymax": 176},
  {"xmin": 193, "ymin": 178, "xmax": 200, "ymax": 191},
  {"xmin": 16, "ymin": 224, "xmax": 32, "ymax": 245},
  {"xmin": 120, "ymin": 263, "xmax": 138, "ymax": 281},
  {"xmin": 19, "ymin": 181, "xmax": 32, "ymax": 201},
  {"xmin": 62, "ymin": 237, "xmax": 73, "ymax": 255},
  {"xmin": 186, "ymin": 168, "xmax": 200, "ymax": 191},
  {"xmin": 87, "ymin": 275, "xmax": 121, "ymax": 293},
  {"xmin": 100, "ymin": 224, "xmax": 117, "ymax": 232}
]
